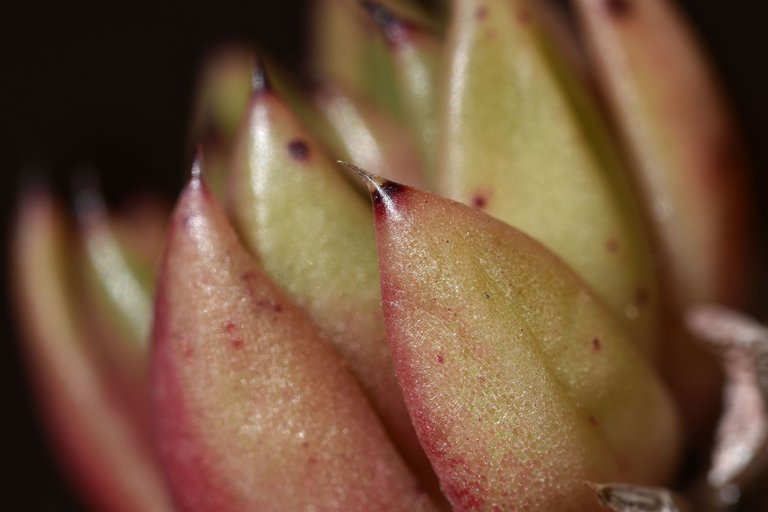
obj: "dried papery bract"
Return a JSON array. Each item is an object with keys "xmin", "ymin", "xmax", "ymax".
[
  {"xmin": 345, "ymin": 164, "xmax": 680, "ymax": 511},
  {"xmin": 591, "ymin": 483, "xmax": 688, "ymax": 512},
  {"xmin": 151, "ymin": 174, "xmax": 438, "ymax": 511},
  {"xmin": 687, "ymin": 305, "xmax": 768, "ymax": 508}
]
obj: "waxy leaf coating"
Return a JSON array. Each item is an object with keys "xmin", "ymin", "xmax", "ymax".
[
  {"xmin": 151, "ymin": 174, "xmax": 437, "ymax": 511},
  {"xmin": 575, "ymin": 0, "xmax": 753, "ymax": 308},
  {"xmin": 75, "ymin": 186, "xmax": 165, "ymax": 430},
  {"xmin": 312, "ymin": 80, "xmax": 427, "ymax": 188},
  {"xmin": 438, "ymin": 0, "xmax": 658, "ymax": 351},
  {"xmin": 227, "ymin": 83, "xmax": 434, "ymax": 482},
  {"xmin": 575, "ymin": 0, "xmax": 754, "ymax": 439},
  {"xmin": 359, "ymin": 171, "xmax": 680, "ymax": 511},
  {"xmin": 362, "ymin": 0, "xmax": 442, "ymax": 182}
]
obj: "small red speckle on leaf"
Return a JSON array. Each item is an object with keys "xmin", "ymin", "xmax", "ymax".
[
  {"xmin": 606, "ymin": 238, "xmax": 619, "ymax": 253},
  {"xmin": 446, "ymin": 483, "xmax": 485, "ymax": 509},
  {"xmin": 471, "ymin": 193, "xmax": 489, "ymax": 210},
  {"xmin": 223, "ymin": 321, "xmax": 236, "ymax": 334},
  {"xmin": 256, "ymin": 299, "xmax": 283, "ymax": 313},
  {"xmin": 231, "ymin": 339, "xmax": 244, "ymax": 349},
  {"xmin": 588, "ymin": 415, "xmax": 598, "ymax": 427},
  {"xmin": 181, "ymin": 337, "xmax": 194, "ymax": 360},
  {"xmin": 592, "ymin": 337, "xmax": 601, "ymax": 352},
  {"xmin": 437, "ymin": 354, "xmax": 445, "ymax": 364},
  {"xmin": 475, "ymin": 5, "xmax": 488, "ymax": 20}
]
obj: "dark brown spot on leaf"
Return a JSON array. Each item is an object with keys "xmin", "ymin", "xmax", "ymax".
[
  {"xmin": 437, "ymin": 354, "xmax": 445, "ymax": 364},
  {"xmin": 475, "ymin": 5, "xmax": 487, "ymax": 20},
  {"xmin": 288, "ymin": 139, "xmax": 310, "ymax": 162},
  {"xmin": 484, "ymin": 292, "xmax": 490, "ymax": 299},
  {"xmin": 606, "ymin": 238, "xmax": 620, "ymax": 253},
  {"xmin": 593, "ymin": 337, "xmax": 602, "ymax": 352},
  {"xmin": 588, "ymin": 415, "xmax": 598, "ymax": 427}
]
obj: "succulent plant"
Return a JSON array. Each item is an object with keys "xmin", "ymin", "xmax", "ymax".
[{"xmin": 11, "ymin": 0, "xmax": 767, "ymax": 510}]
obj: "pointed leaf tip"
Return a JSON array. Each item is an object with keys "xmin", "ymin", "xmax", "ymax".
[
  {"xmin": 154, "ymin": 166, "xmax": 437, "ymax": 510},
  {"xmin": 190, "ymin": 151, "xmax": 204, "ymax": 186},
  {"xmin": 250, "ymin": 52, "xmax": 271, "ymax": 93},
  {"xmin": 71, "ymin": 170, "xmax": 106, "ymax": 223},
  {"xmin": 17, "ymin": 161, "xmax": 51, "ymax": 202},
  {"xmin": 359, "ymin": 0, "xmax": 408, "ymax": 44},
  {"xmin": 337, "ymin": 160, "xmax": 406, "ymax": 214},
  {"xmin": 337, "ymin": 160, "xmax": 383, "ymax": 192}
]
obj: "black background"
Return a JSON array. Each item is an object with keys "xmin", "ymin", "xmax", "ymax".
[{"xmin": 1, "ymin": 1, "xmax": 766, "ymax": 510}]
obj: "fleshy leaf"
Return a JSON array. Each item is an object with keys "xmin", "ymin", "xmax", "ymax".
[
  {"xmin": 189, "ymin": 46, "xmax": 257, "ymax": 197},
  {"xmin": 361, "ymin": 0, "xmax": 442, "ymax": 182},
  {"xmin": 73, "ymin": 181, "xmax": 165, "ymax": 426},
  {"xmin": 226, "ymin": 72, "xmax": 438, "ymax": 486},
  {"xmin": 311, "ymin": 0, "xmax": 406, "ymax": 117},
  {"xmin": 312, "ymin": 80, "xmax": 427, "ymax": 187},
  {"xmin": 574, "ymin": 0, "xmax": 754, "ymax": 440},
  {"xmin": 437, "ymin": 0, "xmax": 658, "ymax": 351},
  {"xmin": 347, "ymin": 166, "xmax": 680, "ymax": 511},
  {"xmin": 13, "ymin": 188, "xmax": 172, "ymax": 512},
  {"xmin": 190, "ymin": 45, "xmax": 256, "ymax": 145},
  {"xmin": 151, "ymin": 173, "xmax": 438, "ymax": 511},
  {"xmin": 74, "ymin": 180, "xmax": 156, "ymax": 347},
  {"xmin": 574, "ymin": 0, "xmax": 753, "ymax": 308}
]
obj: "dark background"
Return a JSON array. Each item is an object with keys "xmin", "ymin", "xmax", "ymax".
[{"xmin": 1, "ymin": 1, "xmax": 766, "ymax": 510}]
